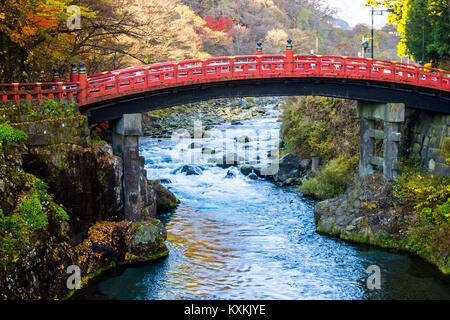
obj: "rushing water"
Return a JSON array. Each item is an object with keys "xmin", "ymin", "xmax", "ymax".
[{"xmin": 77, "ymin": 100, "xmax": 450, "ymax": 300}]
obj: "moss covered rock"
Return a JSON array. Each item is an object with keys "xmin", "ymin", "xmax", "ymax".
[
  {"xmin": 148, "ymin": 180, "xmax": 180, "ymax": 213},
  {"xmin": 314, "ymin": 172, "xmax": 450, "ymax": 275}
]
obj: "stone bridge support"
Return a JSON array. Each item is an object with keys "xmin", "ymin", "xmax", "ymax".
[
  {"xmin": 358, "ymin": 101, "xmax": 405, "ymax": 181},
  {"xmin": 111, "ymin": 113, "xmax": 143, "ymax": 222}
]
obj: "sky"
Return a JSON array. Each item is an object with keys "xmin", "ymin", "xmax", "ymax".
[{"xmin": 324, "ymin": 0, "xmax": 391, "ymax": 29}]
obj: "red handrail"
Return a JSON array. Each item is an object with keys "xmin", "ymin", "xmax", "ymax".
[{"xmin": 1, "ymin": 55, "xmax": 450, "ymax": 105}]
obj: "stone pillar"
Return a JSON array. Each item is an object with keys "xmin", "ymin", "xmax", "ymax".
[
  {"xmin": 358, "ymin": 104, "xmax": 375, "ymax": 176},
  {"xmin": 111, "ymin": 113, "xmax": 143, "ymax": 222},
  {"xmin": 311, "ymin": 156, "xmax": 321, "ymax": 173},
  {"xmin": 357, "ymin": 101, "xmax": 405, "ymax": 181}
]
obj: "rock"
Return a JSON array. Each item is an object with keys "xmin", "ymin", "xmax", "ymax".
[
  {"xmin": 225, "ymin": 170, "xmax": 236, "ymax": 179},
  {"xmin": 299, "ymin": 159, "xmax": 311, "ymax": 171},
  {"xmin": 148, "ymin": 180, "xmax": 180, "ymax": 213},
  {"xmin": 23, "ymin": 141, "xmax": 124, "ymax": 228},
  {"xmin": 128, "ymin": 219, "xmax": 168, "ymax": 257},
  {"xmin": 236, "ymin": 135, "xmax": 251, "ymax": 143},
  {"xmin": 240, "ymin": 164, "xmax": 253, "ymax": 176},
  {"xmin": 273, "ymin": 153, "xmax": 301, "ymax": 184},
  {"xmin": 284, "ymin": 177, "xmax": 302, "ymax": 186},
  {"xmin": 202, "ymin": 147, "xmax": 215, "ymax": 154},
  {"xmin": 217, "ymin": 153, "xmax": 244, "ymax": 168},
  {"xmin": 188, "ymin": 142, "xmax": 202, "ymax": 149},
  {"xmin": 313, "ymin": 173, "xmax": 401, "ymax": 240},
  {"xmin": 231, "ymin": 119, "xmax": 242, "ymax": 125},
  {"xmin": 173, "ymin": 165, "xmax": 203, "ymax": 175},
  {"xmin": 248, "ymin": 172, "xmax": 258, "ymax": 180}
]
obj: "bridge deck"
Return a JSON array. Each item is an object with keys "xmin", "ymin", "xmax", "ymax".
[{"xmin": 1, "ymin": 55, "xmax": 449, "ymax": 121}]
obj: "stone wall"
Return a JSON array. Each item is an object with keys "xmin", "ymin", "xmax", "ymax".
[{"xmin": 403, "ymin": 109, "xmax": 450, "ymax": 176}]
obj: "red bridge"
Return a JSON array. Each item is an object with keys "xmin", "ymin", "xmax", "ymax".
[
  {"xmin": 1, "ymin": 41, "xmax": 449, "ymax": 123},
  {"xmin": 2, "ymin": 40, "xmax": 448, "ymax": 220}
]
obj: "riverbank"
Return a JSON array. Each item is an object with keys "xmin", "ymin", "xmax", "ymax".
[{"xmin": 314, "ymin": 172, "xmax": 450, "ymax": 275}]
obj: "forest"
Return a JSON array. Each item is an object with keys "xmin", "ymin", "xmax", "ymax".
[{"xmin": 0, "ymin": 0, "xmax": 413, "ymax": 83}]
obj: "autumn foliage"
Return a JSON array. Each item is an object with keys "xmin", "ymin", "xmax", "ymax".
[{"xmin": 203, "ymin": 16, "xmax": 233, "ymax": 34}]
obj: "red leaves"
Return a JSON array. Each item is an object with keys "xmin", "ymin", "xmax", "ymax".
[
  {"xmin": 203, "ymin": 16, "xmax": 233, "ymax": 34},
  {"xmin": 27, "ymin": 13, "xmax": 59, "ymax": 28}
]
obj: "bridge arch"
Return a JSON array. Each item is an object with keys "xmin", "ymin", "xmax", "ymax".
[
  {"xmin": 81, "ymin": 76, "xmax": 450, "ymax": 124},
  {"xmin": 1, "ymin": 40, "xmax": 449, "ymax": 222}
]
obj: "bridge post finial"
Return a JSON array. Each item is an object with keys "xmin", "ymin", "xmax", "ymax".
[
  {"xmin": 77, "ymin": 62, "xmax": 88, "ymax": 105},
  {"xmin": 52, "ymin": 68, "xmax": 60, "ymax": 82},
  {"xmin": 256, "ymin": 41, "xmax": 263, "ymax": 55},
  {"xmin": 284, "ymin": 38, "xmax": 294, "ymax": 72},
  {"xmin": 286, "ymin": 38, "xmax": 293, "ymax": 50},
  {"xmin": 70, "ymin": 62, "xmax": 78, "ymax": 82}
]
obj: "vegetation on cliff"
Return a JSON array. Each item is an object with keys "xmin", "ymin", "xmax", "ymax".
[
  {"xmin": 390, "ymin": 164, "xmax": 450, "ymax": 272},
  {"xmin": 0, "ymin": 122, "xmax": 28, "ymax": 151},
  {"xmin": 280, "ymin": 96, "xmax": 359, "ymax": 200},
  {"xmin": 314, "ymin": 168, "xmax": 450, "ymax": 274}
]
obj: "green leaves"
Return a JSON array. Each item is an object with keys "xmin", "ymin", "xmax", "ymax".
[
  {"xmin": 393, "ymin": 166, "xmax": 450, "ymax": 225},
  {"xmin": 0, "ymin": 122, "xmax": 28, "ymax": 152},
  {"xmin": 367, "ymin": 0, "xmax": 450, "ymax": 67}
]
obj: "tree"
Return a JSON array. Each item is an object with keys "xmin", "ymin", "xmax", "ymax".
[{"xmin": 366, "ymin": 0, "xmax": 450, "ymax": 68}]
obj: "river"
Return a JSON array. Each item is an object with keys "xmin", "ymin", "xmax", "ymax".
[{"xmin": 77, "ymin": 99, "xmax": 450, "ymax": 300}]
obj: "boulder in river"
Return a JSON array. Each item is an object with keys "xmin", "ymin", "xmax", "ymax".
[
  {"xmin": 127, "ymin": 219, "xmax": 168, "ymax": 258},
  {"xmin": 188, "ymin": 142, "xmax": 202, "ymax": 149},
  {"xmin": 225, "ymin": 169, "xmax": 236, "ymax": 179},
  {"xmin": 148, "ymin": 180, "xmax": 180, "ymax": 213},
  {"xmin": 248, "ymin": 172, "xmax": 258, "ymax": 180},
  {"xmin": 217, "ymin": 153, "xmax": 244, "ymax": 168},
  {"xmin": 273, "ymin": 153, "xmax": 301, "ymax": 184},
  {"xmin": 236, "ymin": 135, "xmax": 251, "ymax": 143},
  {"xmin": 240, "ymin": 164, "xmax": 253, "ymax": 176},
  {"xmin": 202, "ymin": 147, "xmax": 216, "ymax": 154},
  {"xmin": 173, "ymin": 165, "xmax": 204, "ymax": 175}
]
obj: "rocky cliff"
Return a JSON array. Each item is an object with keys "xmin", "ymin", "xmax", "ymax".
[{"xmin": 0, "ymin": 99, "xmax": 178, "ymax": 299}]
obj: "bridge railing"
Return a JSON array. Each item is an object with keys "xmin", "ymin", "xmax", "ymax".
[
  {"xmin": 83, "ymin": 55, "xmax": 450, "ymax": 105},
  {"xmin": 0, "ymin": 82, "xmax": 79, "ymax": 101},
  {"xmin": 2, "ymin": 44, "xmax": 450, "ymax": 106}
]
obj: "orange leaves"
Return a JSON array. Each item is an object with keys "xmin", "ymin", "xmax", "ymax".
[{"xmin": 27, "ymin": 10, "xmax": 59, "ymax": 28}]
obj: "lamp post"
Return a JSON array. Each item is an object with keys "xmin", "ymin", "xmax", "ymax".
[
  {"xmin": 362, "ymin": 40, "xmax": 369, "ymax": 58},
  {"xmin": 371, "ymin": 7, "xmax": 394, "ymax": 58}
]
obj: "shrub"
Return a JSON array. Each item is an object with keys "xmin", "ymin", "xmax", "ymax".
[
  {"xmin": 0, "ymin": 122, "xmax": 27, "ymax": 151},
  {"xmin": 0, "ymin": 175, "xmax": 69, "ymax": 266},
  {"xmin": 299, "ymin": 156, "xmax": 358, "ymax": 200},
  {"xmin": 393, "ymin": 167, "xmax": 450, "ymax": 225}
]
